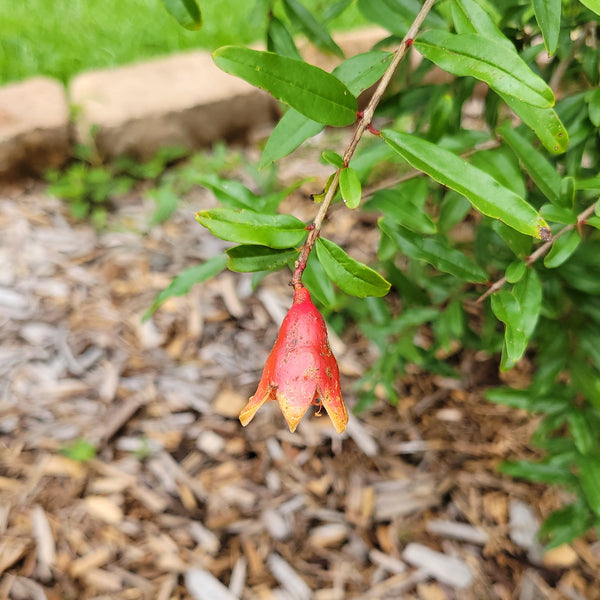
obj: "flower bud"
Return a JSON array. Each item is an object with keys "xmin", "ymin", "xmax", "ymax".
[{"xmin": 240, "ymin": 284, "xmax": 348, "ymax": 433}]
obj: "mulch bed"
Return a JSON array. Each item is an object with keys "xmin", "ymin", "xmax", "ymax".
[{"xmin": 1, "ymin": 148, "xmax": 598, "ymax": 599}]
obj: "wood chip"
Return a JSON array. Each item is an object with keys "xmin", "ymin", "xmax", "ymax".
[
  {"xmin": 30, "ymin": 506, "xmax": 55, "ymax": 580},
  {"xmin": 425, "ymin": 519, "xmax": 489, "ymax": 545},
  {"xmin": 185, "ymin": 568, "xmax": 239, "ymax": 600},
  {"xmin": 267, "ymin": 553, "xmax": 312, "ymax": 600},
  {"xmin": 402, "ymin": 543, "xmax": 473, "ymax": 589}
]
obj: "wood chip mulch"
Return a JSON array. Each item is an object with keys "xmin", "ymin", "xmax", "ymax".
[{"xmin": 1, "ymin": 163, "xmax": 599, "ymax": 600}]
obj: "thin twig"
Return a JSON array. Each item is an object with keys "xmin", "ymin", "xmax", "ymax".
[
  {"xmin": 477, "ymin": 200, "xmax": 598, "ymax": 303},
  {"xmin": 290, "ymin": 0, "xmax": 437, "ymax": 288}
]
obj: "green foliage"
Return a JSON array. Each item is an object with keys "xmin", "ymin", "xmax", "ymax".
[
  {"xmin": 46, "ymin": 146, "xmax": 188, "ymax": 228},
  {"xmin": 160, "ymin": 0, "xmax": 202, "ymax": 30},
  {"xmin": 60, "ymin": 439, "xmax": 96, "ymax": 462},
  {"xmin": 149, "ymin": 0, "xmax": 600, "ymax": 549}
]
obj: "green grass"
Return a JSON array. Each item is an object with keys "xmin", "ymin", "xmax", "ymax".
[{"xmin": 0, "ymin": 0, "xmax": 366, "ymax": 85}]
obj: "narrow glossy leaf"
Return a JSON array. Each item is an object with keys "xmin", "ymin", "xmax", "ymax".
[
  {"xmin": 491, "ymin": 220, "xmax": 533, "ymax": 258},
  {"xmin": 226, "ymin": 245, "xmax": 298, "ymax": 273},
  {"xmin": 451, "ymin": 0, "xmax": 510, "ymax": 47},
  {"xmin": 415, "ymin": 32, "xmax": 554, "ymax": 108},
  {"xmin": 588, "ymin": 87, "xmax": 600, "ymax": 127},
  {"xmin": 437, "ymin": 191, "xmax": 471, "ymax": 234},
  {"xmin": 506, "ymin": 260, "xmax": 527, "ymax": 283},
  {"xmin": 559, "ymin": 176, "xmax": 576, "ymax": 209},
  {"xmin": 532, "ymin": 0, "xmax": 561, "ymax": 55},
  {"xmin": 357, "ymin": 0, "xmax": 447, "ymax": 36},
  {"xmin": 500, "ymin": 93, "xmax": 568, "ymax": 154},
  {"xmin": 577, "ymin": 454, "xmax": 600, "ymax": 516},
  {"xmin": 267, "ymin": 16, "xmax": 302, "ymax": 59},
  {"xmin": 190, "ymin": 173, "xmax": 258, "ymax": 210},
  {"xmin": 333, "ymin": 51, "xmax": 393, "ymax": 96},
  {"xmin": 315, "ymin": 237, "xmax": 391, "ymax": 297},
  {"xmin": 366, "ymin": 188, "xmax": 436, "ymax": 234},
  {"xmin": 303, "ymin": 251, "xmax": 337, "ymax": 308},
  {"xmin": 577, "ymin": 0, "xmax": 600, "ymax": 17},
  {"xmin": 322, "ymin": 150, "xmax": 344, "ymax": 168},
  {"xmin": 568, "ymin": 411, "xmax": 595, "ymax": 455},
  {"xmin": 497, "ymin": 122, "xmax": 561, "ymax": 204},
  {"xmin": 491, "ymin": 289, "xmax": 526, "ymax": 360},
  {"xmin": 500, "ymin": 460, "xmax": 576, "ymax": 485},
  {"xmin": 213, "ymin": 47, "xmax": 357, "ymax": 126},
  {"xmin": 383, "ymin": 130, "xmax": 549, "ymax": 239},
  {"xmin": 379, "ymin": 219, "xmax": 487, "ymax": 282},
  {"xmin": 540, "ymin": 203, "xmax": 577, "ymax": 224},
  {"xmin": 511, "ymin": 268, "xmax": 542, "ymax": 359},
  {"xmin": 160, "ymin": 0, "xmax": 202, "ymax": 30},
  {"xmin": 282, "ymin": 0, "xmax": 343, "ymax": 58},
  {"xmin": 258, "ymin": 52, "xmax": 392, "ymax": 169},
  {"xmin": 470, "ymin": 146, "xmax": 526, "ymax": 198},
  {"xmin": 143, "ymin": 254, "xmax": 227, "ymax": 319},
  {"xmin": 539, "ymin": 502, "xmax": 594, "ymax": 550},
  {"xmin": 259, "ymin": 110, "xmax": 324, "ymax": 170},
  {"xmin": 544, "ymin": 230, "xmax": 581, "ymax": 268},
  {"xmin": 339, "ymin": 167, "xmax": 362, "ymax": 209},
  {"xmin": 196, "ymin": 208, "xmax": 307, "ymax": 249}
]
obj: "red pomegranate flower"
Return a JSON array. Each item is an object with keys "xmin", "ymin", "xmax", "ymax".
[{"xmin": 240, "ymin": 284, "xmax": 348, "ymax": 433}]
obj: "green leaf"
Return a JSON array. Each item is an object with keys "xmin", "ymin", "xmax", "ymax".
[
  {"xmin": 511, "ymin": 268, "xmax": 542, "ymax": 357},
  {"xmin": 339, "ymin": 167, "xmax": 362, "ymax": 209},
  {"xmin": 500, "ymin": 93, "xmax": 568, "ymax": 154},
  {"xmin": 267, "ymin": 16, "xmax": 302, "ymax": 59},
  {"xmin": 497, "ymin": 121, "xmax": 561, "ymax": 204},
  {"xmin": 588, "ymin": 87, "xmax": 600, "ymax": 127},
  {"xmin": 258, "ymin": 51, "xmax": 392, "ymax": 169},
  {"xmin": 379, "ymin": 219, "xmax": 487, "ymax": 282},
  {"xmin": 357, "ymin": 0, "xmax": 446, "ymax": 36},
  {"xmin": 333, "ymin": 51, "xmax": 393, "ymax": 96},
  {"xmin": 491, "ymin": 269, "xmax": 541, "ymax": 362},
  {"xmin": 303, "ymin": 251, "xmax": 337, "ymax": 308},
  {"xmin": 259, "ymin": 110, "xmax": 324, "ymax": 170},
  {"xmin": 196, "ymin": 208, "xmax": 307, "ymax": 249},
  {"xmin": 315, "ymin": 237, "xmax": 391, "ymax": 297},
  {"xmin": 539, "ymin": 502, "xmax": 594, "ymax": 550},
  {"xmin": 213, "ymin": 47, "xmax": 357, "ymax": 126},
  {"xmin": 382, "ymin": 130, "xmax": 549, "ymax": 239},
  {"xmin": 366, "ymin": 188, "xmax": 436, "ymax": 234},
  {"xmin": 532, "ymin": 0, "xmax": 561, "ymax": 55},
  {"xmin": 491, "ymin": 221, "xmax": 533, "ymax": 258},
  {"xmin": 414, "ymin": 32, "xmax": 554, "ymax": 108},
  {"xmin": 144, "ymin": 254, "xmax": 228, "ymax": 320},
  {"xmin": 568, "ymin": 411, "xmax": 595, "ymax": 455},
  {"xmin": 451, "ymin": 0, "xmax": 510, "ymax": 46},
  {"xmin": 190, "ymin": 173, "xmax": 258, "ymax": 210},
  {"xmin": 226, "ymin": 245, "xmax": 298, "ymax": 273},
  {"xmin": 259, "ymin": 52, "xmax": 392, "ymax": 170},
  {"xmin": 577, "ymin": 0, "xmax": 600, "ymax": 16},
  {"xmin": 506, "ymin": 260, "xmax": 527, "ymax": 283},
  {"xmin": 559, "ymin": 176, "xmax": 576, "ymax": 209},
  {"xmin": 160, "ymin": 0, "xmax": 202, "ymax": 30},
  {"xmin": 322, "ymin": 150, "xmax": 344, "ymax": 168},
  {"xmin": 544, "ymin": 230, "xmax": 581, "ymax": 268},
  {"xmin": 282, "ymin": 0, "xmax": 343, "ymax": 58},
  {"xmin": 437, "ymin": 191, "xmax": 471, "ymax": 234},
  {"xmin": 577, "ymin": 454, "xmax": 600, "ymax": 516},
  {"xmin": 60, "ymin": 439, "xmax": 96, "ymax": 462},
  {"xmin": 540, "ymin": 203, "xmax": 577, "ymax": 224},
  {"xmin": 500, "ymin": 460, "xmax": 576, "ymax": 485},
  {"xmin": 148, "ymin": 185, "xmax": 179, "ymax": 225}
]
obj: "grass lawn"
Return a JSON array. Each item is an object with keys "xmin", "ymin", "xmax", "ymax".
[{"xmin": 0, "ymin": 0, "xmax": 366, "ymax": 85}]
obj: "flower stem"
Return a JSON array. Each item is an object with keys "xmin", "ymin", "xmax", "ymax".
[{"xmin": 291, "ymin": 0, "xmax": 437, "ymax": 289}]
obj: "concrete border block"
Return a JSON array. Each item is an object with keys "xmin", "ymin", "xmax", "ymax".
[
  {"xmin": 0, "ymin": 77, "xmax": 70, "ymax": 179},
  {"xmin": 69, "ymin": 51, "xmax": 279, "ymax": 161}
]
